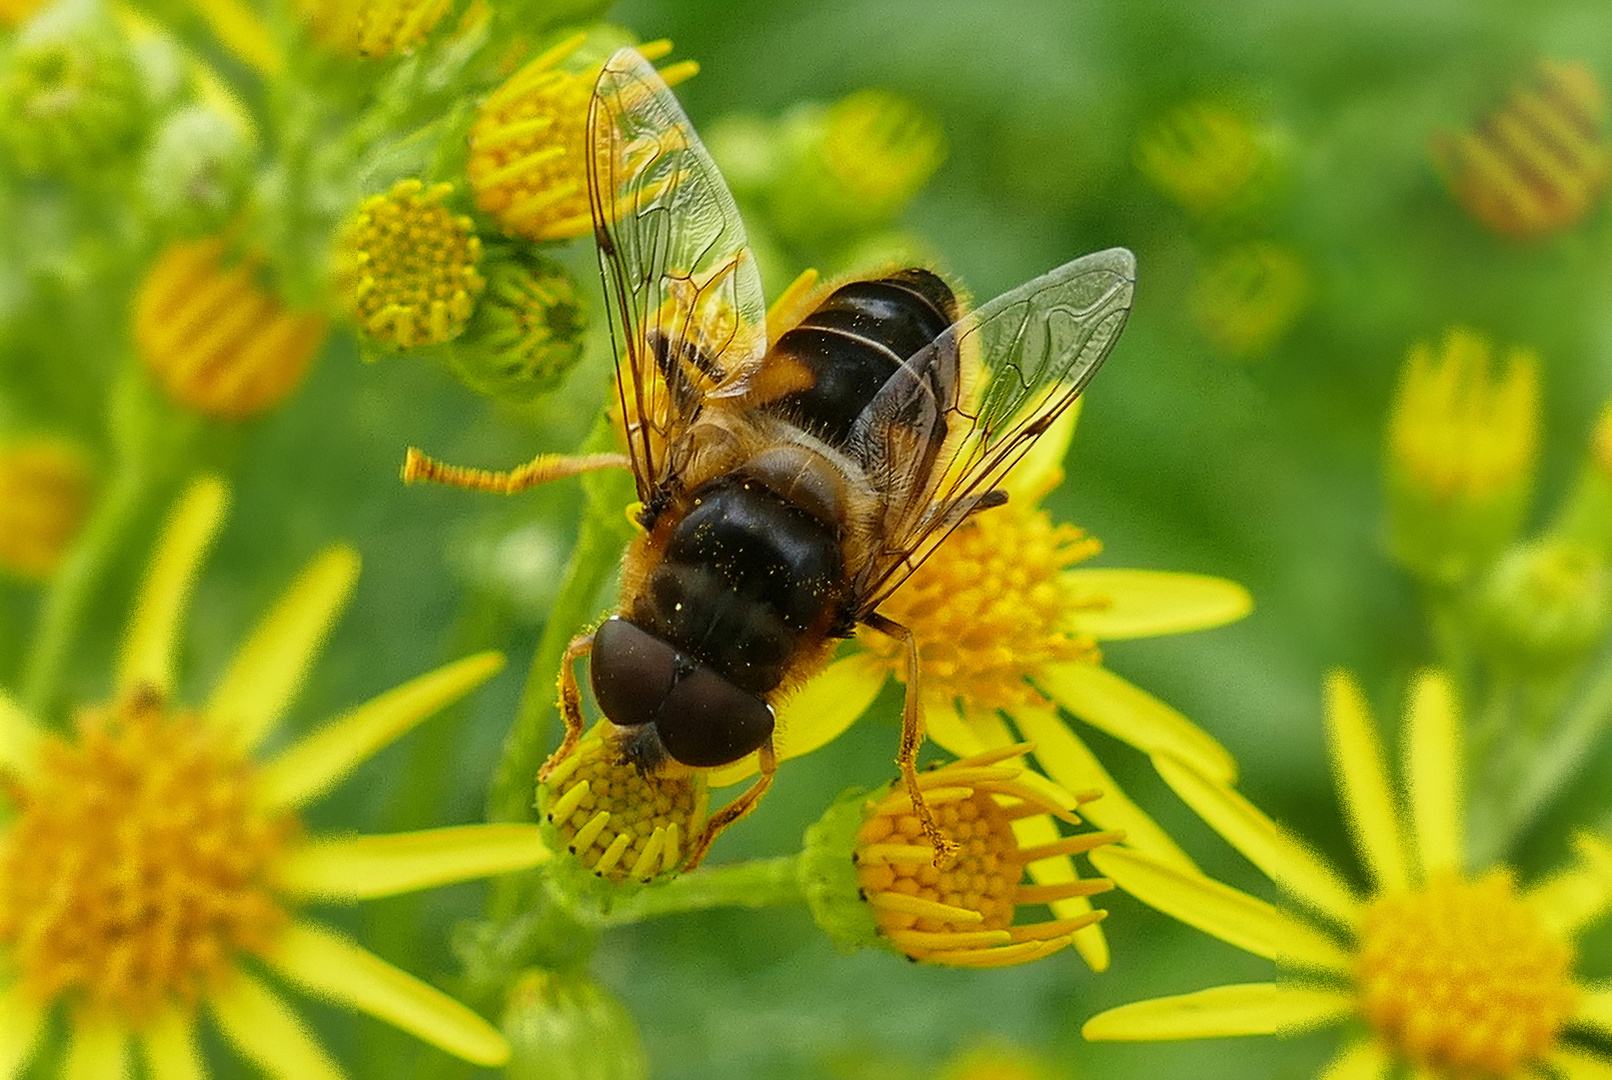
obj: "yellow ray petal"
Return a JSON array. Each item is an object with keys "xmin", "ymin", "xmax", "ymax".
[
  {"xmin": 210, "ymin": 972, "xmax": 343, "ymax": 1080},
  {"xmin": 259, "ymin": 651, "xmax": 505, "ymax": 810},
  {"xmin": 1037, "ymin": 661, "xmax": 1236, "ymax": 782},
  {"xmin": 1405, "ymin": 669, "xmax": 1463, "ymax": 877},
  {"xmin": 1152, "ymin": 752, "xmax": 1360, "ymax": 928},
  {"xmin": 1081, "ymin": 982, "xmax": 1354, "ymax": 1041},
  {"xmin": 1527, "ymin": 832, "xmax": 1612, "ymax": 937},
  {"xmin": 268, "ymin": 921, "xmax": 510, "ymax": 1066},
  {"xmin": 1323, "ymin": 670, "xmax": 1408, "ymax": 892},
  {"xmin": 999, "ymin": 399, "xmax": 1080, "ymax": 503},
  {"xmin": 63, "ymin": 1017, "xmax": 130, "ymax": 1080},
  {"xmin": 1089, "ymin": 846, "xmax": 1351, "ymax": 973},
  {"xmin": 1011, "ymin": 810, "xmax": 1107, "ymax": 972},
  {"xmin": 282, "ymin": 824, "xmax": 551, "ymax": 900},
  {"xmin": 1319, "ymin": 1037, "xmax": 1390, "ymax": 1080},
  {"xmin": 139, "ymin": 1008, "xmax": 206, "ymax": 1080},
  {"xmin": 1063, "ymin": 570, "xmax": 1253, "ymax": 640},
  {"xmin": 208, "ymin": 544, "xmax": 360, "ymax": 752},
  {"xmin": 0, "ymin": 983, "xmax": 46, "ymax": 1080},
  {"xmin": 1549, "ymin": 1046, "xmax": 1612, "ymax": 1080},
  {"xmin": 1573, "ymin": 981, "xmax": 1612, "ymax": 1037},
  {"xmin": 0, "ymin": 692, "xmax": 44, "ymax": 782},
  {"xmin": 707, "ymin": 652, "xmax": 886, "ymax": 786},
  {"xmin": 1011, "ymin": 700, "xmax": 1200, "ymax": 873},
  {"xmin": 920, "ymin": 687, "xmax": 989, "ymax": 757},
  {"xmin": 117, "ymin": 476, "xmax": 229, "ymax": 697}
]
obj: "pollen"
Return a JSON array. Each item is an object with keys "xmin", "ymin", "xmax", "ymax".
[
  {"xmin": 299, "ymin": 0, "xmax": 453, "ymax": 58},
  {"xmin": 134, "ymin": 236, "xmax": 328, "ymax": 419},
  {"xmin": 854, "ymin": 745, "xmax": 1116, "ymax": 967},
  {"xmin": 0, "ymin": 689, "xmax": 296, "ymax": 1022},
  {"xmin": 1355, "ymin": 870, "xmax": 1576, "ymax": 1075},
  {"xmin": 466, "ymin": 37, "xmax": 695, "ymax": 243},
  {"xmin": 870, "ymin": 502, "xmax": 1102, "ymax": 713},
  {"xmin": 538, "ymin": 728, "xmax": 708, "ymax": 883},
  {"xmin": 333, "ymin": 179, "xmax": 485, "ymax": 350},
  {"xmin": 1388, "ymin": 328, "xmax": 1540, "ymax": 502}
]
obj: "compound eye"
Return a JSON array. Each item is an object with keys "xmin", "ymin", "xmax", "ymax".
[
  {"xmin": 590, "ymin": 618, "xmax": 676, "ymax": 731},
  {"xmin": 655, "ymin": 667, "xmax": 775, "ymax": 769}
]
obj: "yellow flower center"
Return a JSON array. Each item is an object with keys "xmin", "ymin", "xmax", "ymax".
[
  {"xmin": 1355, "ymin": 870, "xmax": 1576, "ymax": 1075},
  {"xmin": 333, "ymin": 179, "xmax": 485, "ymax": 349},
  {"xmin": 868, "ymin": 504, "xmax": 1102, "ymax": 713},
  {"xmin": 857, "ymin": 789, "xmax": 1020, "ymax": 934},
  {"xmin": 538, "ymin": 730, "xmax": 708, "ymax": 883},
  {"xmin": 299, "ymin": 0, "xmax": 452, "ymax": 58},
  {"xmin": 0, "ymin": 690, "xmax": 296, "ymax": 1022}
]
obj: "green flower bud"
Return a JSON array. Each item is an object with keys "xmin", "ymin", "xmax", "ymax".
[
  {"xmin": 447, "ymin": 251, "xmax": 586, "ymax": 403},
  {"xmin": 1189, "ymin": 241, "xmax": 1310, "ymax": 358},
  {"xmin": 1478, "ymin": 538, "xmax": 1611, "ymax": 672},
  {"xmin": 140, "ymin": 104, "xmax": 255, "ymax": 233},
  {"xmin": 1134, "ymin": 100, "xmax": 1277, "ymax": 218},
  {"xmin": 501, "ymin": 970, "xmax": 648, "ymax": 1080},
  {"xmin": 1553, "ymin": 401, "xmax": 1612, "ymax": 560}
]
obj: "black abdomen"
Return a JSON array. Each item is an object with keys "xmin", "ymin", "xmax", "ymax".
[
  {"xmin": 767, "ymin": 269, "xmax": 957, "ymax": 446},
  {"xmin": 633, "ymin": 477, "xmax": 843, "ymax": 695}
]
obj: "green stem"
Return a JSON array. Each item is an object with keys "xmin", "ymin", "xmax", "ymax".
[
  {"xmin": 1503, "ymin": 651, "xmax": 1612, "ymax": 848},
  {"xmin": 598, "ymin": 855, "xmax": 806, "ymax": 925}
]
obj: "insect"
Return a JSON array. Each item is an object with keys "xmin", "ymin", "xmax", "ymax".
[{"xmin": 405, "ymin": 48, "xmax": 1135, "ymax": 870}]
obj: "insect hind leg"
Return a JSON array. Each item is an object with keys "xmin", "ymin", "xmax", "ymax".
[
  {"xmin": 402, "ymin": 447, "xmax": 629, "ymax": 494},
  {"xmin": 682, "ymin": 738, "xmax": 777, "ymax": 871},
  {"xmin": 539, "ymin": 631, "xmax": 597, "ymax": 783}
]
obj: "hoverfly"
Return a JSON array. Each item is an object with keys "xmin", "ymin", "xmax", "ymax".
[{"xmin": 406, "ymin": 48, "xmax": 1134, "ymax": 869}]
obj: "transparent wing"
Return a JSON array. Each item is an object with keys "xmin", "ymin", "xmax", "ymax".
[
  {"xmin": 848, "ymin": 248, "xmax": 1136, "ymax": 615},
  {"xmin": 588, "ymin": 47, "xmax": 768, "ymax": 504}
]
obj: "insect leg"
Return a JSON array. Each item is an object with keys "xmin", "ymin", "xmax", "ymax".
[
  {"xmin": 864, "ymin": 611, "xmax": 960, "ymax": 866},
  {"xmin": 682, "ymin": 737, "xmax": 777, "ymax": 871},
  {"xmin": 402, "ymin": 448, "xmax": 630, "ymax": 494},
  {"xmin": 538, "ymin": 631, "xmax": 597, "ymax": 782}
]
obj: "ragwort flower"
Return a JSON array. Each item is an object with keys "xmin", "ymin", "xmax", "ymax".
[
  {"xmin": 707, "ymin": 404, "xmax": 1252, "ymax": 970},
  {"xmin": 0, "ymin": 477, "xmax": 551, "ymax": 1075},
  {"xmin": 1084, "ymin": 668, "xmax": 1612, "ymax": 1079}
]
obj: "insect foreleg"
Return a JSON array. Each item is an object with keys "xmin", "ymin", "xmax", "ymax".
[
  {"xmin": 865, "ymin": 611, "xmax": 960, "ymax": 867},
  {"xmin": 402, "ymin": 448, "xmax": 630, "ymax": 494},
  {"xmin": 539, "ymin": 632, "xmax": 597, "ymax": 782},
  {"xmin": 683, "ymin": 737, "xmax": 777, "ymax": 871}
]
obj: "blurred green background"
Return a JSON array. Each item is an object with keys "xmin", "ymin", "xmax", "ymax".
[{"xmin": 7, "ymin": 0, "xmax": 1612, "ymax": 1076}]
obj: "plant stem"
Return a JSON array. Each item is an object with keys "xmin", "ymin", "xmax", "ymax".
[
  {"xmin": 1502, "ymin": 649, "xmax": 1612, "ymax": 848},
  {"xmin": 599, "ymin": 855, "xmax": 806, "ymax": 925}
]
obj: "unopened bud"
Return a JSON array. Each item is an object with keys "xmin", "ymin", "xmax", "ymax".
[{"xmin": 501, "ymin": 970, "xmax": 648, "ymax": 1080}]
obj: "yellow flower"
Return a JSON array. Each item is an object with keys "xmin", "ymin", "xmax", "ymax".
[
  {"xmin": 802, "ymin": 744, "xmax": 1116, "ymax": 968},
  {"xmin": 466, "ymin": 35, "xmax": 696, "ymax": 242},
  {"xmin": 1433, "ymin": 60, "xmax": 1611, "ymax": 240},
  {"xmin": 709, "ymin": 403, "xmax": 1252, "ymax": 971},
  {"xmin": 1189, "ymin": 241, "xmax": 1311, "ymax": 358},
  {"xmin": 332, "ymin": 179, "xmax": 486, "ymax": 350},
  {"xmin": 134, "ymin": 237, "xmax": 329, "ymax": 419},
  {"xmin": 1084, "ymin": 668, "xmax": 1612, "ymax": 1079},
  {"xmin": 1134, "ymin": 100, "xmax": 1270, "ymax": 216},
  {"xmin": 0, "ymin": 440, "xmax": 92, "ymax": 581},
  {"xmin": 0, "ymin": 477, "xmax": 552, "ymax": 1074}
]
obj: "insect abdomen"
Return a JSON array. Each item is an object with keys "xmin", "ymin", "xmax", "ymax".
[
  {"xmin": 767, "ymin": 269, "xmax": 957, "ymax": 446},
  {"xmin": 634, "ymin": 476, "xmax": 844, "ymax": 695}
]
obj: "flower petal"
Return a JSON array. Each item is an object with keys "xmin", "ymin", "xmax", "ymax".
[
  {"xmin": 1089, "ymin": 845, "xmax": 1351, "ymax": 974},
  {"xmin": 1152, "ymin": 752, "xmax": 1360, "ymax": 928},
  {"xmin": 1064, "ymin": 570, "xmax": 1252, "ymax": 640},
  {"xmin": 1572, "ymin": 980, "xmax": 1612, "ymax": 1038},
  {"xmin": 259, "ymin": 651, "xmax": 505, "ymax": 810},
  {"xmin": 707, "ymin": 652, "xmax": 886, "ymax": 787},
  {"xmin": 63, "ymin": 1017, "xmax": 130, "ymax": 1080},
  {"xmin": 1324, "ymin": 670, "xmax": 1408, "ymax": 893},
  {"xmin": 1037, "ymin": 661, "xmax": 1236, "ymax": 782},
  {"xmin": 209, "ymin": 972, "xmax": 344, "ymax": 1080},
  {"xmin": 0, "ymin": 692, "xmax": 44, "ymax": 782},
  {"xmin": 282, "ymin": 824, "xmax": 550, "ymax": 900},
  {"xmin": 1549, "ymin": 1046, "xmax": 1612, "ymax": 1079},
  {"xmin": 117, "ymin": 476, "xmax": 228, "ymax": 697},
  {"xmin": 208, "ymin": 544, "xmax": 360, "ymax": 752},
  {"xmin": 1011, "ymin": 810, "xmax": 1108, "ymax": 972},
  {"xmin": 999, "ymin": 398, "xmax": 1080, "ymax": 504},
  {"xmin": 1405, "ymin": 670, "xmax": 1463, "ymax": 876},
  {"xmin": 139, "ymin": 1008, "xmax": 206, "ymax": 1080},
  {"xmin": 268, "ymin": 920, "xmax": 510, "ymax": 1066},
  {"xmin": 0, "ymin": 983, "xmax": 46, "ymax": 1080},
  {"xmin": 1319, "ymin": 1037, "xmax": 1390, "ymax": 1080},
  {"xmin": 921, "ymin": 688, "xmax": 989, "ymax": 757},
  {"xmin": 1011, "ymin": 700, "xmax": 1200, "ymax": 873},
  {"xmin": 1082, "ymin": 982, "xmax": 1353, "ymax": 1041},
  {"xmin": 1527, "ymin": 832, "xmax": 1612, "ymax": 937}
]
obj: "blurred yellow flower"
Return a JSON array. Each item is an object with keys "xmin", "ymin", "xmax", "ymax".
[
  {"xmin": 134, "ymin": 237, "xmax": 328, "ymax": 420},
  {"xmin": 0, "ymin": 441, "xmax": 92, "ymax": 581},
  {"xmin": 1084, "ymin": 669, "xmax": 1612, "ymax": 1079},
  {"xmin": 1134, "ymin": 100, "xmax": 1270, "ymax": 216},
  {"xmin": 299, "ymin": 0, "xmax": 452, "ymax": 59},
  {"xmin": 0, "ymin": 477, "xmax": 551, "ymax": 1075},
  {"xmin": 1433, "ymin": 60, "xmax": 1611, "ymax": 240},
  {"xmin": 1190, "ymin": 241, "xmax": 1310, "ymax": 357}
]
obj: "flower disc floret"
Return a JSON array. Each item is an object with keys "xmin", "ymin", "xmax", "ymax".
[
  {"xmin": 1356, "ymin": 870, "xmax": 1575, "ymax": 1074},
  {"xmin": 0, "ymin": 689, "xmax": 295, "ymax": 1020},
  {"xmin": 299, "ymin": 0, "xmax": 452, "ymax": 58},
  {"xmin": 334, "ymin": 179, "xmax": 486, "ymax": 349}
]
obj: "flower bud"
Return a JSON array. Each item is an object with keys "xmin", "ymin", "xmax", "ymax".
[
  {"xmin": 0, "ymin": 14, "xmax": 144, "ymax": 176},
  {"xmin": 447, "ymin": 251, "xmax": 586, "ymax": 402},
  {"xmin": 1189, "ymin": 241, "xmax": 1310, "ymax": 357},
  {"xmin": 1385, "ymin": 328, "xmax": 1539, "ymax": 586},
  {"xmin": 1477, "ymin": 538, "xmax": 1611, "ymax": 672},
  {"xmin": 0, "ymin": 440, "xmax": 92, "ymax": 580},
  {"xmin": 501, "ymin": 970, "xmax": 648, "ymax": 1080},
  {"xmin": 1134, "ymin": 100, "xmax": 1274, "ymax": 217},
  {"xmin": 140, "ymin": 104, "xmax": 255, "ymax": 234}
]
